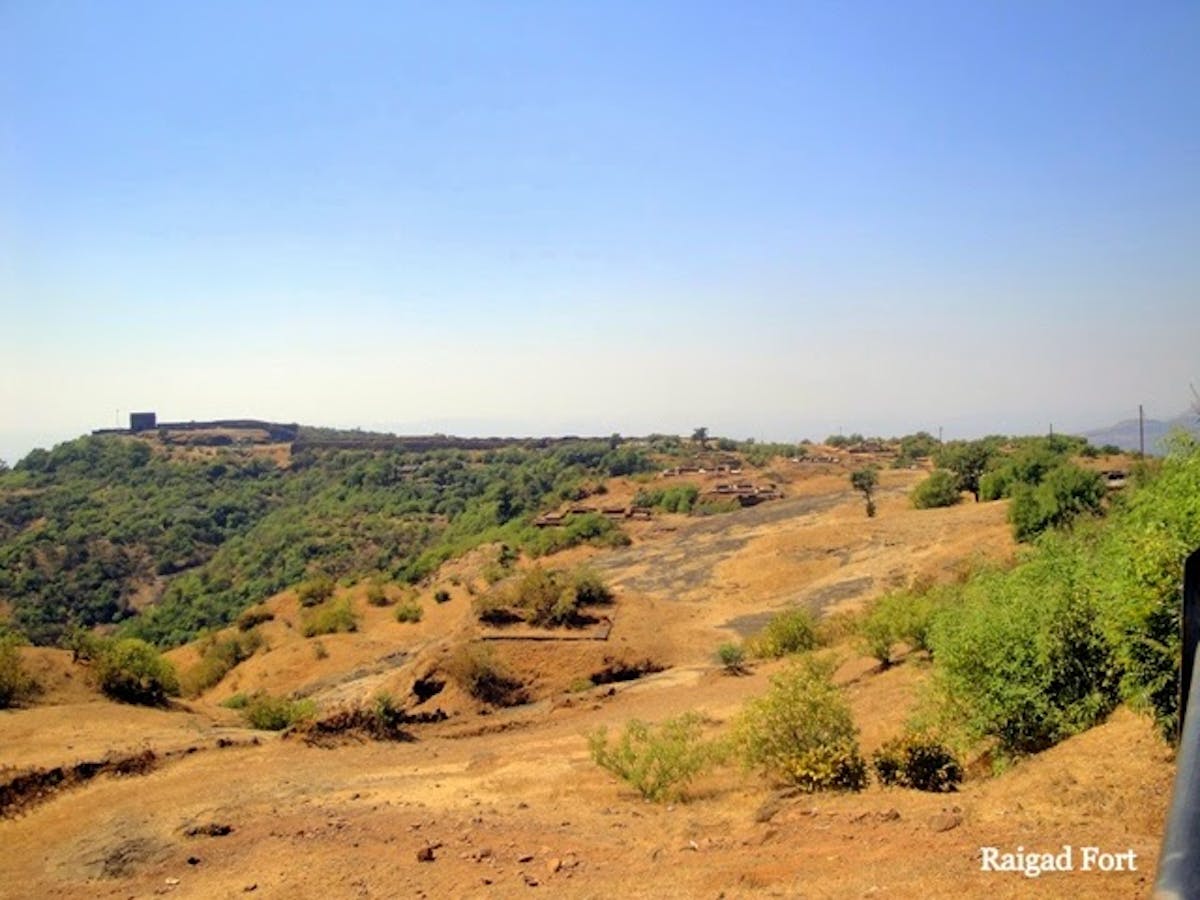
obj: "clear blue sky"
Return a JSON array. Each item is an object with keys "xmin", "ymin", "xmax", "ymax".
[{"xmin": 2, "ymin": 1, "xmax": 1197, "ymax": 463}]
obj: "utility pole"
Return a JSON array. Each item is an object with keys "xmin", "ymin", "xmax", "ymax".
[{"xmin": 1139, "ymin": 404, "xmax": 1145, "ymax": 457}]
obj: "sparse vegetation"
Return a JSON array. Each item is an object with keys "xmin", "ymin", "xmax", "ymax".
[
  {"xmin": 716, "ymin": 642, "xmax": 747, "ymax": 674},
  {"xmin": 872, "ymin": 734, "xmax": 962, "ymax": 792},
  {"xmin": 394, "ymin": 598, "xmax": 423, "ymax": 623},
  {"xmin": 475, "ymin": 566, "xmax": 613, "ymax": 628},
  {"xmin": 94, "ymin": 638, "xmax": 180, "ymax": 706},
  {"xmin": 850, "ymin": 467, "xmax": 878, "ymax": 517},
  {"xmin": 182, "ymin": 628, "xmax": 264, "ymax": 695},
  {"xmin": 633, "ymin": 484, "xmax": 700, "ymax": 514},
  {"xmin": 434, "ymin": 588, "xmax": 451, "ymax": 604},
  {"xmin": 365, "ymin": 582, "xmax": 392, "ymax": 606},
  {"xmin": 734, "ymin": 658, "xmax": 867, "ymax": 792},
  {"xmin": 588, "ymin": 712, "xmax": 721, "ymax": 802},
  {"xmin": 692, "ymin": 498, "xmax": 742, "ymax": 516},
  {"xmin": 0, "ymin": 635, "xmax": 39, "ymax": 708},
  {"xmin": 748, "ymin": 607, "xmax": 819, "ymax": 659},
  {"xmin": 302, "ymin": 598, "xmax": 358, "ymax": 637},
  {"xmin": 446, "ymin": 644, "xmax": 527, "ymax": 706},
  {"xmin": 241, "ymin": 691, "xmax": 317, "ymax": 730},
  {"xmin": 297, "ymin": 575, "xmax": 336, "ymax": 607},
  {"xmin": 369, "ymin": 692, "xmax": 412, "ymax": 738},
  {"xmin": 236, "ymin": 607, "xmax": 275, "ymax": 631}
]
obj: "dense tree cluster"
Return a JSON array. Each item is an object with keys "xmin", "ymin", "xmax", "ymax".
[{"xmin": 0, "ymin": 436, "xmax": 655, "ymax": 646}]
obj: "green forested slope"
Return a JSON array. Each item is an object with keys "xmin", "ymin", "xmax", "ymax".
[{"xmin": 0, "ymin": 435, "xmax": 653, "ymax": 645}]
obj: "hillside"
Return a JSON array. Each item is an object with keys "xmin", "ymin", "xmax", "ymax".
[
  {"xmin": 0, "ymin": 427, "xmax": 1188, "ymax": 897},
  {"xmin": 1082, "ymin": 410, "xmax": 1200, "ymax": 455},
  {"xmin": 0, "ymin": 432, "xmax": 656, "ymax": 645},
  {"xmin": 0, "ymin": 458, "xmax": 1173, "ymax": 898}
]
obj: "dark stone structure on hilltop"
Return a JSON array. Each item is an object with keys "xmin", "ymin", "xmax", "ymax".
[{"xmin": 129, "ymin": 412, "xmax": 157, "ymax": 432}]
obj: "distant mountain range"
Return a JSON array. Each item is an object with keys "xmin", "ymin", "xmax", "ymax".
[{"xmin": 1082, "ymin": 410, "xmax": 1200, "ymax": 455}]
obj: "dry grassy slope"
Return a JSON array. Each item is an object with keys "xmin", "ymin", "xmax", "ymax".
[{"xmin": 0, "ymin": 457, "xmax": 1171, "ymax": 898}]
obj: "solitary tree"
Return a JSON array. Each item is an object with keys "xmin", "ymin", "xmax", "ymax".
[
  {"xmin": 692, "ymin": 426, "xmax": 709, "ymax": 448},
  {"xmin": 850, "ymin": 467, "xmax": 879, "ymax": 518},
  {"xmin": 935, "ymin": 440, "xmax": 997, "ymax": 502}
]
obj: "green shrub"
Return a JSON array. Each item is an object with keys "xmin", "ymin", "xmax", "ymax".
[
  {"xmin": 717, "ymin": 642, "xmax": 747, "ymax": 674},
  {"xmin": 850, "ymin": 467, "xmax": 878, "ymax": 517},
  {"xmin": 632, "ymin": 484, "xmax": 700, "ymax": 514},
  {"xmin": 302, "ymin": 598, "xmax": 358, "ymax": 637},
  {"xmin": 911, "ymin": 470, "xmax": 962, "ymax": 509},
  {"xmin": 588, "ymin": 712, "xmax": 720, "ymax": 802},
  {"xmin": 928, "ymin": 558, "xmax": 1119, "ymax": 756},
  {"xmin": 365, "ymin": 582, "xmax": 392, "ymax": 607},
  {"xmin": 447, "ymin": 644, "xmax": 527, "ymax": 706},
  {"xmin": 95, "ymin": 638, "xmax": 181, "ymax": 706},
  {"xmin": 236, "ymin": 607, "xmax": 275, "ymax": 631},
  {"xmin": 1091, "ymin": 435, "xmax": 1200, "ymax": 739},
  {"xmin": 978, "ymin": 468, "xmax": 1011, "ymax": 502},
  {"xmin": 67, "ymin": 628, "xmax": 110, "ymax": 663},
  {"xmin": 182, "ymin": 629, "xmax": 264, "ymax": 696},
  {"xmin": 242, "ymin": 692, "xmax": 316, "ymax": 730},
  {"xmin": 1009, "ymin": 464, "xmax": 1106, "ymax": 541},
  {"xmin": 748, "ymin": 608, "xmax": 819, "ymax": 659},
  {"xmin": 220, "ymin": 692, "xmax": 250, "ymax": 709},
  {"xmin": 394, "ymin": 599, "xmax": 423, "ymax": 623},
  {"xmin": 860, "ymin": 613, "xmax": 897, "ymax": 667},
  {"xmin": 692, "ymin": 498, "xmax": 742, "ymax": 516},
  {"xmin": 872, "ymin": 734, "xmax": 962, "ymax": 792},
  {"xmin": 860, "ymin": 588, "xmax": 952, "ymax": 664},
  {"xmin": 370, "ymin": 692, "xmax": 410, "ymax": 737},
  {"xmin": 475, "ymin": 566, "xmax": 613, "ymax": 628},
  {"xmin": 0, "ymin": 635, "xmax": 39, "ymax": 708},
  {"xmin": 734, "ymin": 658, "xmax": 867, "ymax": 792},
  {"xmin": 297, "ymin": 575, "xmax": 336, "ymax": 607}
]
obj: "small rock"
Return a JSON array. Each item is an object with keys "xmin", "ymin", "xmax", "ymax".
[
  {"xmin": 878, "ymin": 808, "xmax": 900, "ymax": 822},
  {"xmin": 755, "ymin": 797, "xmax": 783, "ymax": 823},
  {"xmin": 165, "ymin": 878, "xmax": 180, "ymax": 886},
  {"xmin": 186, "ymin": 856, "xmax": 201, "ymax": 866},
  {"xmin": 184, "ymin": 823, "xmax": 233, "ymax": 838},
  {"xmin": 547, "ymin": 858, "xmax": 562, "ymax": 874},
  {"xmin": 929, "ymin": 812, "xmax": 963, "ymax": 833},
  {"xmin": 243, "ymin": 887, "xmax": 257, "ymax": 894},
  {"xmin": 517, "ymin": 853, "xmax": 534, "ymax": 863},
  {"xmin": 522, "ymin": 873, "xmax": 539, "ymax": 887},
  {"xmin": 417, "ymin": 846, "xmax": 436, "ymax": 862}
]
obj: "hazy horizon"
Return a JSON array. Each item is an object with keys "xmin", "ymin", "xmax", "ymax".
[
  {"xmin": 4, "ymin": 404, "xmax": 1196, "ymax": 470},
  {"xmin": 3, "ymin": 2, "xmax": 1197, "ymax": 467}
]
